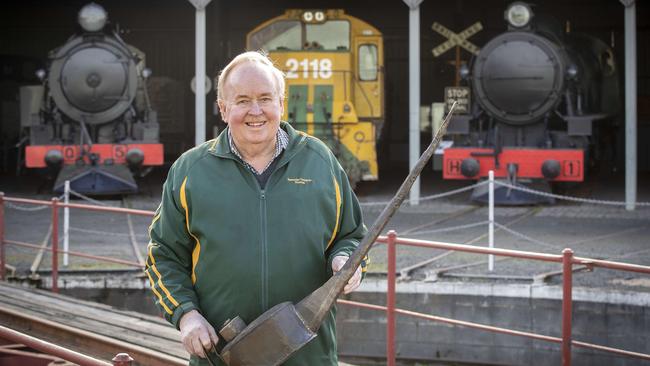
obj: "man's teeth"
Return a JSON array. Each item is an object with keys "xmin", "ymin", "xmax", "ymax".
[{"xmin": 246, "ymin": 122, "xmax": 265, "ymax": 127}]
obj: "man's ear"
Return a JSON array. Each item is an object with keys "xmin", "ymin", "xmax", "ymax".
[{"xmin": 217, "ymin": 99, "xmax": 228, "ymax": 122}]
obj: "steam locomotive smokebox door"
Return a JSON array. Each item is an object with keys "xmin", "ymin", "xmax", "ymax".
[{"xmin": 48, "ymin": 37, "xmax": 138, "ymax": 125}]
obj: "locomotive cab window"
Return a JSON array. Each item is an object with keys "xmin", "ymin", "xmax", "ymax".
[
  {"xmin": 249, "ymin": 20, "xmax": 302, "ymax": 51},
  {"xmin": 305, "ymin": 20, "xmax": 349, "ymax": 51},
  {"xmin": 249, "ymin": 20, "xmax": 350, "ymax": 51},
  {"xmin": 358, "ymin": 44, "xmax": 378, "ymax": 81}
]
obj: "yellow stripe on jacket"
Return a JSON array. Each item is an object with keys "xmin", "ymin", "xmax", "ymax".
[
  {"xmin": 180, "ymin": 177, "xmax": 202, "ymax": 284},
  {"xmin": 326, "ymin": 174, "xmax": 342, "ymax": 250},
  {"xmin": 146, "ymin": 244, "xmax": 179, "ymax": 313}
]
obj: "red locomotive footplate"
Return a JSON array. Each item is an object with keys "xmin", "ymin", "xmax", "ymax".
[
  {"xmin": 25, "ymin": 144, "xmax": 164, "ymax": 168},
  {"xmin": 443, "ymin": 148, "xmax": 584, "ymax": 181}
]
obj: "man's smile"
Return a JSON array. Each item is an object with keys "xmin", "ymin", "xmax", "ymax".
[{"xmin": 245, "ymin": 121, "xmax": 266, "ymax": 128}]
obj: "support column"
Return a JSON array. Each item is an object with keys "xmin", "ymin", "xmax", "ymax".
[
  {"xmin": 621, "ymin": 0, "xmax": 637, "ymax": 211},
  {"xmin": 189, "ymin": 0, "xmax": 213, "ymax": 146},
  {"xmin": 403, "ymin": 0, "xmax": 423, "ymax": 205}
]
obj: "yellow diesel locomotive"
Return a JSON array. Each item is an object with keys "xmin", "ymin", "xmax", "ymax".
[{"xmin": 247, "ymin": 9, "xmax": 384, "ymax": 186}]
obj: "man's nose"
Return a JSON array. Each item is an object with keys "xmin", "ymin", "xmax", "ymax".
[{"xmin": 249, "ymin": 101, "xmax": 263, "ymax": 115}]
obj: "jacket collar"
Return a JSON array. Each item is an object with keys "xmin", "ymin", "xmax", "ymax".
[{"xmin": 208, "ymin": 121, "xmax": 307, "ymax": 160}]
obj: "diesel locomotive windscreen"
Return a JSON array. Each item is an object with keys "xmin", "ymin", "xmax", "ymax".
[{"xmin": 249, "ymin": 20, "xmax": 350, "ymax": 51}]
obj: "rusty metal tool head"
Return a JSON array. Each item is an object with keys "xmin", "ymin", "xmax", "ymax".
[{"xmin": 217, "ymin": 103, "xmax": 458, "ymax": 366}]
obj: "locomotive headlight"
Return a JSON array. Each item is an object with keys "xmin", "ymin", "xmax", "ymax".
[
  {"xmin": 142, "ymin": 68, "xmax": 152, "ymax": 79},
  {"xmin": 566, "ymin": 64, "xmax": 579, "ymax": 80},
  {"xmin": 302, "ymin": 10, "xmax": 326, "ymax": 23},
  {"xmin": 78, "ymin": 3, "xmax": 108, "ymax": 32},
  {"xmin": 505, "ymin": 2, "xmax": 533, "ymax": 28},
  {"xmin": 35, "ymin": 69, "xmax": 46, "ymax": 81},
  {"xmin": 459, "ymin": 64, "xmax": 470, "ymax": 80},
  {"xmin": 302, "ymin": 11, "xmax": 314, "ymax": 22}
]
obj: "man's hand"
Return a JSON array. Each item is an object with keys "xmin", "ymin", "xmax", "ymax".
[
  {"xmin": 332, "ymin": 255, "xmax": 362, "ymax": 294},
  {"xmin": 179, "ymin": 310, "xmax": 219, "ymax": 358}
]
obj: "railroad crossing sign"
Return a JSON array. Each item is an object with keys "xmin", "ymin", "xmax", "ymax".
[
  {"xmin": 431, "ymin": 21, "xmax": 482, "ymax": 57},
  {"xmin": 432, "ymin": 21, "xmax": 482, "ymax": 86}
]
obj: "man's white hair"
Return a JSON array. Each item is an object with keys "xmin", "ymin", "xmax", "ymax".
[{"xmin": 216, "ymin": 51, "xmax": 285, "ymax": 102}]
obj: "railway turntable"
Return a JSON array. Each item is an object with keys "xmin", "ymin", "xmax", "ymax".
[{"xmin": 0, "ymin": 282, "xmax": 188, "ymax": 365}]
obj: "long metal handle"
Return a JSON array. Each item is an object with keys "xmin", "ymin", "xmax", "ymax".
[{"xmin": 297, "ymin": 102, "xmax": 458, "ymax": 331}]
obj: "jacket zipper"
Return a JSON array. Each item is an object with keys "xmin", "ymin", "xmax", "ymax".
[
  {"xmin": 257, "ymin": 158, "xmax": 295, "ymax": 312},
  {"xmin": 222, "ymin": 150, "xmax": 301, "ymax": 312},
  {"xmin": 260, "ymin": 189, "xmax": 268, "ymax": 311},
  {"xmin": 225, "ymin": 156, "xmax": 270, "ymax": 313}
]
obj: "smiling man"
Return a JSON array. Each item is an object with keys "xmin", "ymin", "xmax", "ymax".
[{"xmin": 145, "ymin": 51, "xmax": 368, "ymax": 366}]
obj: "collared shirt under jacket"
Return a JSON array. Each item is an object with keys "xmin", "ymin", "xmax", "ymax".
[{"xmin": 146, "ymin": 122, "xmax": 367, "ymax": 366}]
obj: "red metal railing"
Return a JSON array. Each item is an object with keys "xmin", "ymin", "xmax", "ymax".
[
  {"xmin": 0, "ymin": 194, "xmax": 151, "ymax": 290},
  {"xmin": 1, "ymin": 193, "xmax": 650, "ymax": 365},
  {"xmin": 368, "ymin": 231, "xmax": 650, "ymax": 366},
  {"xmin": 0, "ymin": 324, "xmax": 133, "ymax": 365}
]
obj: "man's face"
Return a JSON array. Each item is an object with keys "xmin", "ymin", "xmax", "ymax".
[{"xmin": 218, "ymin": 62, "xmax": 283, "ymax": 153}]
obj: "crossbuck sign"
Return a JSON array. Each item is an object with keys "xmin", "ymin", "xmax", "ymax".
[{"xmin": 432, "ymin": 21, "xmax": 482, "ymax": 57}]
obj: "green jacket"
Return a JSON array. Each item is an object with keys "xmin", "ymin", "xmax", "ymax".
[{"xmin": 146, "ymin": 122, "xmax": 367, "ymax": 365}]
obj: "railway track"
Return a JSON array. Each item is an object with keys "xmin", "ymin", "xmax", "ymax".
[
  {"xmin": 0, "ymin": 282, "xmax": 187, "ymax": 366},
  {"xmin": 374, "ymin": 204, "xmax": 650, "ymax": 284},
  {"xmin": 396, "ymin": 206, "xmax": 541, "ymax": 280}
]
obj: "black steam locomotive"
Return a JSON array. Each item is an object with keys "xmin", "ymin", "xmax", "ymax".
[
  {"xmin": 442, "ymin": 2, "xmax": 620, "ymax": 204},
  {"xmin": 20, "ymin": 3, "xmax": 162, "ymax": 195}
]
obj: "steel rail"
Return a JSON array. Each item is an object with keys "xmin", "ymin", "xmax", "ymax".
[
  {"xmin": 396, "ymin": 207, "xmax": 540, "ymax": 278},
  {"xmin": 0, "ymin": 346, "xmax": 70, "ymax": 362},
  {"xmin": 400, "ymin": 206, "xmax": 480, "ymax": 235},
  {"xmin": 122, "ymin": 197, "xmax": 145, "ymax": 266},
  {"xmin": 4, "ymin": 239, "xmax": 142, "ymax": 268},
  {"xmin": 336, "ymin": 299, "xmax": 650, "ymax": 361},
  {"xmin": 0, "ymin": 305, "xmax": 187, "ymax": 366},
  {"xmin": 0, "ymin": 324, "xmax": 112, "ymax": 366}
]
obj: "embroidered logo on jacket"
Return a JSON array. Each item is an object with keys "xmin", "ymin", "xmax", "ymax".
[{"xmin": 287, "ymin": 178, "xmax": 313, "ymax": 185}]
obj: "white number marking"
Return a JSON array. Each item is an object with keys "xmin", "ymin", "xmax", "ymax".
[{"xmin": 284, "ymin": 58, "xmax": 333, "ymax": 79}]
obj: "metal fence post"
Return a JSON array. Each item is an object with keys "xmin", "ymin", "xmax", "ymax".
[
  {"xmin": 488, "ymin": 170, "xmax": 494, "ymax": 271},
  {"xmin": 112, "ymin": 353, "xmax": 134, "ymax": 366},
  {"xmin": 386, "ymin": 230, "xmax": 397, "ymax": 366},
  {"xmin": 51, "ymin": 197, "xmax": 59, "ymax": 293},
  {"xmin": 64, "ymin": 180, "xmax": 70, "ymax": 267},
  {"xmin": 562, "ymin": 248, "xmax": 574, "ymax": 366},
  {"xmin": 0, "ymin": 192, "xmax": 5, "ymax": 281}
]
